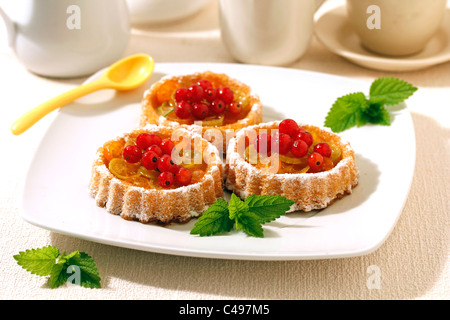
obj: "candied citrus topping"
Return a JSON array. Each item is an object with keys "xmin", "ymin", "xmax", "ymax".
[
  {"xmin": 202, "ymin": 114, "xmax": 224, "ymax": 126},
  {"xmin": 138, "ymin": 166, "xmax": 159, "ymax": 179},
  {"xmin": 105, "ymin": 141, "xmax": 124, "ymax": 162},
  {"xmin": 155, "ymin": 77, "xmax": 251, "ymax": 126},
  {"xmin": 156, "ymin": 80, "xmax": 180, "ymax": 105},
  {"xmin": 105, "ymin": 133, "xmax": 207, "ymax": 189},
  {"xmin": 243, "ymin": 120, "xmax": 343, "ymax": 174},
  {"xmin": 109, "ymin": 158, "xmax": 141, "ymax": 180},
  {"xmin": 157, "ymin": 102, "xmax": 175, "ymax": 117}
]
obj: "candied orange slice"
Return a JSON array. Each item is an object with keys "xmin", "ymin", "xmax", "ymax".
[
  {"xmin": 109, "ymin": 158, "xmax": 141, "ymax": 180},
  {"xmin": 234, "ymin": 90, "xmax": 250, "ymax": 112},
  {"xmin": 124, "ymin": 137, "xmax": 136, "ymax": 147},
  {"xmin": 157, "ymin": 102, "xmax": 175, "ymax": 117},
  {"xmin": 279, "ymin": 153, "xmax": 306, "ymax": 165},
  {"xmin": 244, "ymin": 145, "xmax": 258, "ymax": 164},
  {"xmin": 174, "ymin": 149, "xmax": 203, "ymax": 169},
  {"xmin": 105, "ymin": 141, "xmax": 123, "ymax": 162},
  {"xmin": 202, "ymin": 114, "xmax": 224, "ymax": 126},
  {"xmin": 137, "ymin": 166, "xmax": 159, "ymax": 179},
  {"xmin": 330, "ymin": 144, "xmax": 341, "ymax": 164},
  {"xmin": 156, "ymin": 80, "xmax": 180, "ymax": 104}
]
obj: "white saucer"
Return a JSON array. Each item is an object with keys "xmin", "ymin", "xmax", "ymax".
[{"xmin": 314, "ymin": 4, "xmax": 450, "ymax": 72}]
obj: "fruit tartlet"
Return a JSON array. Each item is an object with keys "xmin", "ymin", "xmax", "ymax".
[
  {"xmin": 89, "ymin": 124, "xmax": 223, "ymax": 224},
  {"xmin": 140, "ymin": 71, "xmax": 263, "ymax": 153},
  {"xmin": 224, "ymin": 119, "xmax": 359, "ymax": 212}
]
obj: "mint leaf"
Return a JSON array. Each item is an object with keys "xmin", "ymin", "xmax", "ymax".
[
  {"xmin": 370, "ymin": 77, "xmax": 418, "ymax": 106},
  {"xmin": 13, "ymin": 245, "xmax": 60, "ymax": 277},
  {"xmin": 49, "ymin": 261, "xmax": 68, "ymax": 289},
  {"xmin": 324, "ymin": 92, "xmax": 369, "ymax": 133},
  {"xmin": 362, "ymin": 102, "xmax": 391, "ymax": 126},
  {"xmin": 190, "ymin": 198, "xmax": 234, "ymax": 236},
  {"xmin": 324, "ymin": 77, "xmax": 417, "ymax": 133},
  {"xmin": 235, "ymin": 212, "xmax": 264, "ymax": 238},
  {"xmin": 66, "ymin": 252, "xmax": 102, "ymax": 289},
  {"xmin": 228, "ymin": 193, "xmax": 249, "ymax": 220},
  {"xmin": 14, "ymin": 246, "xmax": 101, "ymax": 289},
  {"xmin": 245, "ymin": 195, "xmax": 294, "ymax": 224},
  {"xmin": 191, "ymin": 194, "xmax": 294, "ymax": 238}
]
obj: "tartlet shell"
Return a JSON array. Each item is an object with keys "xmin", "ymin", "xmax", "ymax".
[
  {"xmin": 224, "ymin": 121, "xmax": 359, "ymax": 212},
  {"xmin": 140, "ymin": 71, "xmax": 263, "ymax": 153},
  {"xmin": 89, "ymin": 124, "xmax": 224, "ymax": 224}
]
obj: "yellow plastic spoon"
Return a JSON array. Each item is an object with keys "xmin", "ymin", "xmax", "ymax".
[{"xmin": 11, "ymin": 53, "xmax": 155, "ymax": 135}]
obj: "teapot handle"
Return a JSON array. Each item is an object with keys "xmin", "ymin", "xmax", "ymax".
[{"xmin": 0, "ymin": 6, "xmax": 15, "ymax": 47}]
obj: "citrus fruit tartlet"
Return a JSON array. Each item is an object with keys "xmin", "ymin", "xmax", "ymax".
[
  {"xmin": 224, "ymin": 119, "xmax": 359, "ymax": 212},
  {"xmin": 89, "ymin": 124, "xmax": 223, "ymax": 224},
  {"xmin": 140, "ymin": 71, "xmax": 263, "ymax": 154}
]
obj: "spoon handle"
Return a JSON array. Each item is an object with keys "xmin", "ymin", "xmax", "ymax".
[{"xmin": 11, "ymin": 79, "xmax": 107, "ymax": 135}]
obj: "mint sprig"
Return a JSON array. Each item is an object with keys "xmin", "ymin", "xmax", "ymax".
[
  {"xmin": 14, "ymin": 246, "xmax": 101, "ymax": 289},
  {"xmin": 324, "ymin": 77, "xmax": 417, "ymax": 133},
  {"xmin": 190, "ymin": 194, "xmax": 295, "ymax": 238}
]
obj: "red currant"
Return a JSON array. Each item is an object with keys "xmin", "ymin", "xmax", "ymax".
[
  {"xmin": 192, "ymin": 102, "xmax": 209, "ymax": 120},
  {"xmin": 204, "ymin": 87, "xmax": 217, "ymax": 102},
  {"xmin": 313, "ymin": 142, "xmax": 331, "ymax": 158},
  {"xmin": 279, "ymin": 119, "xmax": 299, "ymax": 137},
  {"xmin": 187, "ymin": 84, "xmax": 204, "ymax": 102},
  {"xmin": 147, "ymin": 144, "xmax": 163, "ymax": 157},
  {"xmin": 210, "ymin": 99, "xmax": 225, "ymax": 115},
  {"xmin": 228, "ymin": 101, "xmax": 242, "ymax": 115},
  {"xmin": 175, "ymin": 101, "xmax": 192, "ymax": 119},
  {"xmin": 158, "ymin": 171, "xmax": 175, "ymax": 188},
  {"xmin": 158, "ymin": 155, "xmax": 178, "ymax": 173},
  {"xmin": 136, "ymin": 133, "xmax": 162, "ymax": 150},
  {"xmin": 272, "ymin": 132, "xmax": 292, "ymax": 155},
  {"xmin": 174, "ymin": 87, "xmax": 188, "ymax": 102},
  {"xmin": 175, "ymin": 167, "xmax": 192, "ymax": 186},
  {"xmin": 141, "ymin": 151, "xmax": 160, "ymax": 170},
  {"xmin": 254, "ymin": 133, "xmax": 272, "ymax": 155},
  {"xmin": 308, "ymin": 152, "xmax": 324, "ymax": 171},
  {"xmin": 160, "ymin": 139, "xmax": 175, "ymax": 156},
  {"xmin": 295, "ymin": 131, "xmax": 313, "ymax": 147},
  {"xmin": 290, "ymin": 139, "xmax": 308, "ymax": 158},
  {"xmin": 122, "ymin": 145, "xmax": 142, "ymax": 163},
  {"xmin": 217, "ymin": 87, "xmax": 234, "ymax": 104},
  {"xmin": 197, "ymin": 79, "xmax": 213, "ymax": 91}
]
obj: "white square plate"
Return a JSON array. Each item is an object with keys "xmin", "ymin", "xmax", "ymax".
[{"xmin": 20, "ymin": 63, "xmax": 415, "ymax": 260}]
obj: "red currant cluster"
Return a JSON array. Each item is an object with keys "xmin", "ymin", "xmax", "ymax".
[
  {"xmin": 254, "ymin": 119, "xmax": 333, "ymax": 172},
  {"xmin": 174, "ymin": 79, "xmax": 242, "ymax": 120},
  {"xmin": 122, "ymin": 133, "xmax": 192, "ymax": 188}
]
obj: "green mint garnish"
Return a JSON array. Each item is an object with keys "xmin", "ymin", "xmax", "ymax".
[
  {"xmin": 324, "ymin": 77, "xmax": 417, "ymax": 133},
  {"xmin": 190, "ymin": 194, "xmax": 295, "ymax": 238},
  {"xmin": 13, "ymin": 246, "xmax": 101, "ymax": 289}
]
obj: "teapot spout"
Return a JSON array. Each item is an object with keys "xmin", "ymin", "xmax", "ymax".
[{"xmin": 0, "ymin": 6, "xmax": 16, "ymax": 47}]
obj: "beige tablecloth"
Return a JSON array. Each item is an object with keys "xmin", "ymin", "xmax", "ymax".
[{"xmin": 0, "ymin": 0, "xmax": 448, "ymax": 300}]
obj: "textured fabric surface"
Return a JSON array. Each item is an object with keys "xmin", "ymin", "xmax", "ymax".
[{"xmin": 0, "ymin": 0, "xmax": 448, "ymax": 300}]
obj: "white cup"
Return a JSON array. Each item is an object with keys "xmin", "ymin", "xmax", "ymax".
[
  {"xmin": 0, "ymin": 0, "xmax": 130, "ymax": 78},
  {"xmin": 346, "ymin": 0, "xmax": 447, "ymax": 56},
  {"xmin": 219, "ymin": 0, "xmax": 325, "ymax": 66}
]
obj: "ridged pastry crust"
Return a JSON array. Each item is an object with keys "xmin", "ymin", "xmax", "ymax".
[
  {"xmin": 224, "ymin": 121, "xmax": 359, "ymax": 212},
  {"xmin": 140, "ymin": 71, "xmax": 263, "ymax": 153},
  {"xmin": 89, "ymin": 124, "xmax": 223, "ymax": 224}
]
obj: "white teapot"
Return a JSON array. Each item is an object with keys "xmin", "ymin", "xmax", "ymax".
[{"xmin": 0, "ymin": 0, "xmax": 130, "ymax": 78}]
